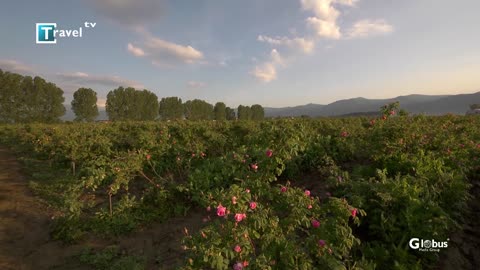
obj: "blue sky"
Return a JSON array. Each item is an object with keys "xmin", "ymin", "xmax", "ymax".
[{"xmin": 0, "ymin": 0, "xmax": 479, "ymax": 108}]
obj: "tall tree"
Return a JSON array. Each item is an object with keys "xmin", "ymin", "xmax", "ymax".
[
  {"xmin": 225, "ymin": 107, "xmax": 236, "ymax": 120},
  {"xmin": 0, "ymin": 70, "xmax": 65, "ymax": 123},
  {"xmin": 214, "ymin": 102, "xmax": 227, "ymax": 120},
  {"xmin": 106, "ymin": 86, "xmax": 134, "ymax": 121},
  {"xmin": 237, "ymin": 105, "xmax": 252, "ymax": 120},
  {"xmin": 71, "ymin": 88, "xmax": 98, "ymax": 122},
  {"xmin": 0, "ymin": 69, "xmax": 22, "ymax": 123},
  {"xmin": 159, "ymin": 97, "xmax": 184, "ymax": 120},
  {"xmin": 136, "ymin": 89, "xmax": 159, "ymax": 121},
  {"xmin": 184, "ymin": 99, "xmax": 214, "ymax": 120},
  {"xmin": 251, "ymin": 104, "xmax": 264, "ymax": 120},
  {"xmin": 106, "ymin": 86, "xmax": 158, "ymax": 121}
]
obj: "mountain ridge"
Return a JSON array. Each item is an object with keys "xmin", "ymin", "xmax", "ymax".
[{"xmin": 264, "ymin": 92, "xmax": 479, "ymax": 117}]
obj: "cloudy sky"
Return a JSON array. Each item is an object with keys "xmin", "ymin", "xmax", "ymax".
[{"xmin": 0, "ymin": 0, "xmax": 479, "ymax": 108}]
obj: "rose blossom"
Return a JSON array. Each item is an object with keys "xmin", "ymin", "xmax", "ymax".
[
  {"xmin": 249, "ymin": 201, "xmax": 257, "ymax": 210},
  {"xmin": 311, "ymin": 219, "xmax": 320, "ymax": 228},
  {"xmin": 318, "ymin": 239, "xmax": 326, "ymax": 247},
  {"xmin": 234, "ymin": 245, "xmax": 242, "ymax": 253},
  {"xmin": 351, "ymin": 208, "xmax": 357, "ymax": 218},
  {"xmin": 233, "ymin": 262, "xmax": 243, "ymax": 270},
  {"xmin": 217, "ymin": 205, "xmax": 226, "ymax": 217},
  {"xmin": 234, "ymin": 213, "xmax": 247, "ymax": 222}
]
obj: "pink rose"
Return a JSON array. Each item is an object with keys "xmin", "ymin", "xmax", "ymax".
[
  {"xmin": 234, "ymin": 245, "xmax": 242, "ymax": 253},
  {"xmin": 217, "ymin": 205, "xmax": 226, "ymax": 217},
  {"xmin": 232, "ymin": 196, "xmax": 237, "ymax": 205},
  {"xmin": 206, "ymin": 206, "xmax": 211, "ymax": 212},
  {"xmin": 245, "ymin": 189, "xmax": 250, "ymax": 193},
  {"xmin": 351, "ymin": 208, "xmax": 357, "ymax": 218},
  {"xmin": 318, "ymin": 239, "xmax": 326, "ymax": 247},
  {"xmin": 311, "ymin": 219, "xmax": 320, "ymax": 228},
  {"xmin": 305, "ymin": 190, "xmax": 311, "ymax": 196},
  {"xmin": 266, "ymin": 149, "xmax": 273, "ymax": 157},
  {"xmin": 249, "ymin": 202, "xmax": 257, "ymax": 210},
  {"xmin": 233, "ymin": 262, "xmax": 243, "ymax": 270},
  {"xmin": 307, "ymin": 204, "xmax": 312, "ymax": 209},
  {"xmin": 250, "ymin": 163, "xmax": 258, "ymax": 171},
  {"xmin": 281, "ymin": 186, "xmax": 287, "ymax": 193},
  {"xmin": 234, "ymin": 213, "xmax": 247, "ymax": 222}
]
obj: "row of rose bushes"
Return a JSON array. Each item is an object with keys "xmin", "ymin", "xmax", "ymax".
[
  {"xmin": 178, "ymin": 115, "xmax": 479, "ymax": 269},
  {"xmin": 0, "ymin": 115, "xmax": 479, "ymax": 269}
]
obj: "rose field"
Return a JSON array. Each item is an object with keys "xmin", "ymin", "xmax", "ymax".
[{"xmin": 0, "ymin": 114, "xmax": 479, "ymax": 269}]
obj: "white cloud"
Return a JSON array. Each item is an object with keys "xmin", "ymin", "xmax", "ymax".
[
  {"xmin": 301, "ymin": 0, "xmax": 339, "ymax": 21},
  {"xmin": 306, "ymin": 17, "xmax": 341, "ymax": 39},
  {"xmin": 270, "ymin": 49, "xmax": 286, "ymax": 66},
  {"xmin": 301, "ymin": 0, "xmax": 358, "ymax": 39},
  {"xmin": 187, "ymin": 81, "xmax": 206, "ymax": 88},
  {"xmin": 0, "ymin": 59, "xmax": 34, "ymax": 74},
  {"xmin": 56, "ymin": 72, "xmax": 144, "ymax": 89},
  {"xmin": 258, "ymin": 35, "xmax": 315, "ymax": 54},
  {"xmin": 144, "ymin": 36, "xmax": 203, "ymax": 64},
  {"xmin": 251, "ymin": 63, "xmax": 277, "ymax": 83},
  {"xmin": 127, "ymin": 43, "xmax": 145, "ymax": 57},
  {"xmin": 251, "ymin": 49, "xmax": 286, "ymax": 83},
  {"xmin": 127, "ymin": 30, "xmax": 204, "ymax": 66},
  {"xmin": 346, "ymin": 19, "xmax": 394, "ymax": 38}
]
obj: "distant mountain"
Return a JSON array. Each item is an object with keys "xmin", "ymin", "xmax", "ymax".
[
  {"xmin": 265, "ymin": 92, "xmax": 479, "ymax": 117},
  {"xmin": 264, "ymin": 103, "xmax": 326, "ymax": 117}
]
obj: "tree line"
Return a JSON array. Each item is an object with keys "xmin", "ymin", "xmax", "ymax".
[
  {"xmin": 0, "ymin": 69, "xmax": 264, "ymax": 123},
  {"xmin": 0, "ymin": 69, "xmax": 65, "ymax": 123},
  {"xmin": 103, "ymin": 86, "xmax": 264, "ymax": 121}
]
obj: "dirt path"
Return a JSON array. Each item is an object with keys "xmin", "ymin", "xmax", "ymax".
[
  {"xmin": 0, "ymin": 147, "xmax": 85, "ymax": 269},
  {"xmin": 0, "ymin": 146, "xmax": 206, "ymax": 269}
]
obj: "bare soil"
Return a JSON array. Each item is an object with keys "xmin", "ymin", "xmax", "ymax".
[{"xmin": 0, "ymin": 146, "xmax": 205, "ymax": 269}]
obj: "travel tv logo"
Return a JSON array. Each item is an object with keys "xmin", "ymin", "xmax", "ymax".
[
  {"xmin": 409, "ymin": 237, "xmax": 449, "ymax": 252},
  {"xmin": 36, "ymin": 22, "xmax": 96, "ymax": 44}
]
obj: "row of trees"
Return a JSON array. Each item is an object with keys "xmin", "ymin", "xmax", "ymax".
[
  {"xmin": 0, "ymin": 69, "xmax": 65, "ymax": 123},
  {"xmin": 0, "ymin": 69, "xmax": 265, "ymax": 123},
  {"xmin": 101, "ymin": 87, "xmax": 264, "ymax": 121}
]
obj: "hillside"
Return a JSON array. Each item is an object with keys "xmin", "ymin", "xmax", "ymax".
[{"xmin": 265, "ymin": 92, "xmax": 479, "ymax": 117}]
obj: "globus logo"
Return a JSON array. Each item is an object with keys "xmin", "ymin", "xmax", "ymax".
[{"xmin": 409, "ymin": 238, "xmax": 449, "ymax": 252}]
